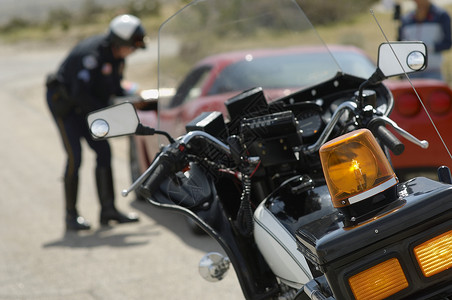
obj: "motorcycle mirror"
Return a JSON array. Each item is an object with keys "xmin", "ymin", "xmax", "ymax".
[
  {"xmin": 87, "ymin": 102, "xmax": 140, "ymax": 139},
  {"xmin": 90, "ymin": 119, "xmax": 110, "ymax": 138},
  {"xmin": 377, "ymin": 41, "xmax": 427, "ymax": 78},
  {"xmin": 406, "ymin": 51, "xmax": 426, "ymax": 71},
  {"xmin": 198, "ymin": 252, "xmax": 230, "ymax": 282}
]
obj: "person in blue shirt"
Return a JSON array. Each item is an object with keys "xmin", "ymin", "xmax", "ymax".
[
  {"xmin": 398, "ymin": 0, "xmax": 452, "ymax": 80},
  {"xmin": 46, "ymin": 15, "xmax": 146, "ymax": 230}
]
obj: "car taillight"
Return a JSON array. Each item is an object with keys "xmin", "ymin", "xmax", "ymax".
[
  {"xmin": 428, "ymin": 91, "xmax": 452, "ymax": 115},
  {"xmin": 319, "ymin": 129, "xmax": 397, "ymax": 208},
  {"xmin": 348, "ymin": 258, "xmax": 408, "ymax": 300},
  {"xmin": 414, "ymin": 229, "xmax": 452, "ymax": 277},
  {"xmin": 396, "ymin": 93, "xmax": 421, "ymax": 117}
]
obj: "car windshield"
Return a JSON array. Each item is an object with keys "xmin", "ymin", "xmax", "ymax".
[
  {"xmin": 208, "ymin": 52, "xmax": 335, "ymax": 94},
  {"xmin": 207, "ymin": 50, "xmax": 376, "ymax": 95},
  {"xmin": 157, "ymin": 0, "xmax": 345, "ymax": 118}
]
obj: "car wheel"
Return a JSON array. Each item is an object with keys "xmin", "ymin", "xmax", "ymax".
[{"xmin": 129, "ymin": 136, "xmax": 145, "ymax": 201}]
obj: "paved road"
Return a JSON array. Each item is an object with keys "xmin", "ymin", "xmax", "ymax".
[{"xmin": 0, "ymin": 40, "xmax": 243, "ymax": 299}]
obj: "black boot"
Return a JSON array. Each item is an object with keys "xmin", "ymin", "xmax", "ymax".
[
  {"xmin": 64, "ymin": 175, "xmax": 91, "ymax": 231},
  {"xmin": 96, "ymin": 167, "xmax": 139, "ymax": 226}
]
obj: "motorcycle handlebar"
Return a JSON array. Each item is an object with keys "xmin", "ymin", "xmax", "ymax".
[
  {"xmin": 304, "ymin": 100, "xmax": 425, "ymax": 156},
  {"xmin": 122, "ymin": 102, "xmax": 423, "ymax": 197},
  {"xmin": 369, "ymin": 119, "xmax": 405, "ymax": 155},
  {"xmin": 141, "ymin": 152, "xmax": 180, "ymax": 196},
  {"xmin": 305, "ymin": 101, "xmax": 358, "ymax": 154},
  {"xmin": 379, "ymin": 116, "xmax": 429, "ymax": 149},
  {"xmin": 122, "ymin": 152, "xmax": 167, "ymax": 197},
  {"xmin": 123, "ymin": 131, "xmax": 231, "ymax": 197}
]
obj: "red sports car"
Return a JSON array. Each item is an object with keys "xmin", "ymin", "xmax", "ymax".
[
  {"xmin": 385, "ymin": 79, "xmax": 452, "ymax": 175},
  {"xmin": 131, "ymin": 45, "xmax": 452, "ymax": 182}
]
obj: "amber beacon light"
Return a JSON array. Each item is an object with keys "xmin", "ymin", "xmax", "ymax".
[{"xmin": 319, "ymin": 129, "xmax": 398, "ymax": 210}]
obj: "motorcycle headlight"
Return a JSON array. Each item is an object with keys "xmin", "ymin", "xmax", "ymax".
[{"xmin": 319, "ymin": 129, "xmax": 398, "ymax": 209}]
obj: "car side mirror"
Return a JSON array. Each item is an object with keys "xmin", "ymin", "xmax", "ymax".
[
  {"xmin": 87, "ymin": 102, "xmax": 140, "ymax": 139},
  {"xmin": 377, "ymin": 41, "xmax": 427, "ymax": 78}
]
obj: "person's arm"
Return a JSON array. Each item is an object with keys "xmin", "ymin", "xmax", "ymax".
[
  {"xmin": 397, "ymin": 24, "xmax": 403, "ymax": 41},
  {"xmin": 70, "ymin": 66, "xmax": 104, "ymax": 114},
  {"xmin": 434, "ymin": 11, "xmax": 452, "ymax": 52}
]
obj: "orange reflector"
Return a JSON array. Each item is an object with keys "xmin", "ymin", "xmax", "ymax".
[
  {"xmin": 349, "ymin": 258, "xmax": 408, "ymax": 300},
  {"xmin": 414, "ymin": 230, "xmax": 452, "ymax": 277}
]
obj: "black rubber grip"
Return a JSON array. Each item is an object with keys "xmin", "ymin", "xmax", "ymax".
[
  {"xmin": 142, "ymin": 161, "xmax": 172, "ymax": 195},
  {"xmin": 373, "ymin": 124, "xmax": 405, "ymax": 156},
  {"xmin": 140, "ymin": 145, "xmax": 187, "ymax": 196}
]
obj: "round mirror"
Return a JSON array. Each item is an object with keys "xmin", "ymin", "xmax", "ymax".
[
  {"xmin": 90, "ymin": 119, "xmax": 110, "ymax": 138},
  {"xmin": 406, "ymin": 51, "xmax": 426, "ymax": 71}
]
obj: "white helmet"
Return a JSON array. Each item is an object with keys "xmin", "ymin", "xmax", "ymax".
[{"xmin": 108, "ymin": 14, "xmax": 146, "ymax": 49}]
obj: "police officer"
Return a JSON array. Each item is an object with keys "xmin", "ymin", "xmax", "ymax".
[{"xmin": 46, "ymin": 14, "xmax": 146, "ymax": 230}]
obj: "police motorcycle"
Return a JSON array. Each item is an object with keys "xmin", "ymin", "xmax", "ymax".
[{"xmin": 87, "ymin": 0, "xmax": 452, "ymax": 299}]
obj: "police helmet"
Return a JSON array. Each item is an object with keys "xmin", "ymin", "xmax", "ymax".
[{"xmin": 108, "ymin": 14, "xmax": 146, "ymax": 49}]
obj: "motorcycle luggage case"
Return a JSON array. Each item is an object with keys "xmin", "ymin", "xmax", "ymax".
[{"xmin": 295, "ymin": 177, "xmax": 452, "ymax": 299}]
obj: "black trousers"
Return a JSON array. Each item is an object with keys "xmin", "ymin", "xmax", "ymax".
[{"xmin": 46, "ymin": 87, "xmax": 111, "ymax": 180}]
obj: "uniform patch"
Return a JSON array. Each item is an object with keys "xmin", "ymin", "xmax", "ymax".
[
  {"xmin": 77, "ymin": 69, "xmax": 90, "ymax": 82},
  {"xmin": 102, "ymin": 63, "xmax": 112, "ymax": 75},
  {"xmin": 82, "ymin": 55, "xmax": 98, "ymax": 70}
]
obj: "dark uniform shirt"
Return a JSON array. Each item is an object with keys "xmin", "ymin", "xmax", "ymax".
[
  {"xmin": 57, "ymin": 34, "xmax": 125, "ymax": 115},
  {"xmin": 398, "ymin": 4, "xmax": 452, "ymax": 78}
]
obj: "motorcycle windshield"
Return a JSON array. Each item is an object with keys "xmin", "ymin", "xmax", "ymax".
[{"xmin": 157, "ymin": 0, "xmax": 343, "ymax": 127}]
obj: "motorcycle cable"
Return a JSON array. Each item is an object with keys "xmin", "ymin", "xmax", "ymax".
[
  {"xmin": 370, "ymin": 9, "xmax": 452, "ymax": 162},
  {"xmin": 228, "ymin": 135, "xmax": 255, "ymax": 237}
]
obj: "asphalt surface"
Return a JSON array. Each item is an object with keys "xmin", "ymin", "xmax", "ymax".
[{"xmin": 0, "ymin": 41, "xmax": 243, "ymax": 299}]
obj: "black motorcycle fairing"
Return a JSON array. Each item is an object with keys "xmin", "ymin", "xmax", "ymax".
[
  {"xmin": 261, "ymin": 176, "xmax": 338, "ymax": 280},
  {"xmin": 295, "ymin": 177, "xmax": 452, "ymax": 299},
  {"xmin": 140, "ymin": 166, "xmax": 280, "ymax": 300},
  {"xmin": 271, "ymin": 73, "xmax": 393, "ymax": 120},
  {"xmin": 264, "ymin": 176, "xmax": 337, "ymax": 236}
]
